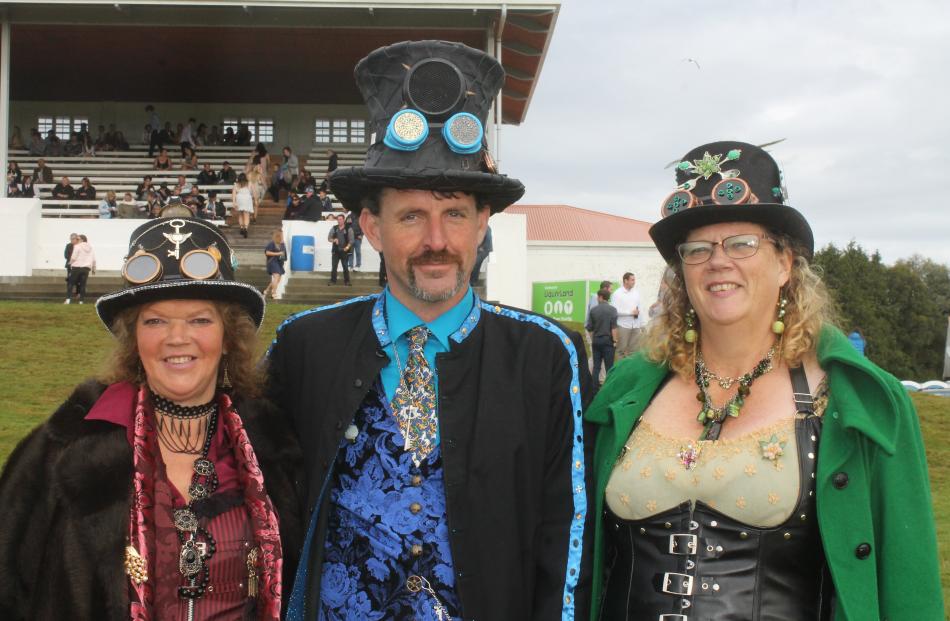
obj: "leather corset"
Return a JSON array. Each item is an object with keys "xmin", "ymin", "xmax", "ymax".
[{"xmin": 601, "ymin": 412, "xmax": 834, "ymax": 621}]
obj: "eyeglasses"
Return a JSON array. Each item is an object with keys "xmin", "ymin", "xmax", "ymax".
[{"xmin": 677, "ymin": 233, "xmax": 776, "ymax": 265}]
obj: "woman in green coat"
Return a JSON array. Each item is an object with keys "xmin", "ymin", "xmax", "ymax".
[{"xmin": 586, "ymin": 141, "xmax": 943, "ymax": 620}]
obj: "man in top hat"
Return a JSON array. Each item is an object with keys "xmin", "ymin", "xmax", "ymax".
[{"xmin": 267, "ymin": 40, "xmax": 593, "ymax": 621}]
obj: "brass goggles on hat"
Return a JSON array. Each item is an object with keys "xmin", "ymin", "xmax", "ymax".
[
  {"xmin": 121, "ymin": 218, "xmax": 223, "ymax": 285},
  {"xmin": 660, "ymin": 178, "xmax": 759, "ymax": 218},
  {"xmin": 677, "ymin": 233, "xmax": 776, "ymax": 265}
]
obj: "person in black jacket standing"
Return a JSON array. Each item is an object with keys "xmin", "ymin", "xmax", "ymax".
[{"xmin": 268, "ymin": 40, "xmax": 593, "ymax": 621}]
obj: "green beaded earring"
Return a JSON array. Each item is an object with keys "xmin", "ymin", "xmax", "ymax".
[
  {"xmin": 684, "ymin": 307, "xmax": 698, "ymax": 343},
  {"xmin": 772, "ymin": 294, "xmax": 788, "ymax": 335}
]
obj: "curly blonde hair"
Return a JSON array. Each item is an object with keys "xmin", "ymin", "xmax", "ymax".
[
  {"xmin": 643, "ymin": 233, "xmax": 836, "ymax": 377},
  {"xmin": 100, "ymin": 301, "xmax": 265, "ymax": 398}
]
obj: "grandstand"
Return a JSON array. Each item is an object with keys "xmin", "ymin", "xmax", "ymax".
[{"xmin": 0, "ymin": 1, "xmax": 560, "ymax": 306}]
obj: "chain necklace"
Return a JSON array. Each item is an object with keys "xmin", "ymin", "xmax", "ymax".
[
  {"xmin": 150, "ymin": 389, "xmax": 217, "ymax": 454},
  {"xmin": 693, "ymin": 345, "xmax": 776, "ymax": 441}
]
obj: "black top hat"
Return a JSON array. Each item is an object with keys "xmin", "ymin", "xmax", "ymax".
[
  {"xmin": 330, "ymin": 40, "xmax": 525, "ymax": 214},
  {"xmin": 649, "ymin": 140, "xmax": 813, "ymax": 264},
  {"xmin": 96, "ymin": 217, "xmax": 265, "ymax": 331}
]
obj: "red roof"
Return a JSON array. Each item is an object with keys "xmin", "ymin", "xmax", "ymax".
[{"xmin": 506, "ymin": 204, "xmax": 654, "ymax": 243}]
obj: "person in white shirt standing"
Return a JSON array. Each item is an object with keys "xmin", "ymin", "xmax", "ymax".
[
  {"xmin": 610, "ymin": 271, "xmax": 641, "ymax": 358},
  {"xmin": 65, "ymin": 234, "xmax": 96, "ymax": 304}
]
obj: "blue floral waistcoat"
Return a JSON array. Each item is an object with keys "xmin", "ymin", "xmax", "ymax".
[{"xmin": 319, "ymin": 383, "xmax": 461, "ymax": 620}]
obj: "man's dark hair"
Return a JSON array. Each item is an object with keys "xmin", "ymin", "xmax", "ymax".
[
  {"xmin": 597, "ymin": 288, "xmax": 611, "ymax": 301},
  {"xmin": 623, "ymin": 272, "xmax": 635, "ymax": 281},
  {"xmin": 599, "ymin": 280, "xmax": 611, "ymax": 289},
  {"xmin": 359, "ymin": 188, "xmax": 488, "ymax": 216}
]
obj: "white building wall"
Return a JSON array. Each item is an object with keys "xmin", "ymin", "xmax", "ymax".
[{"xmin": 525, "ymin": 241, "xmax": 668, "ymax": 308}]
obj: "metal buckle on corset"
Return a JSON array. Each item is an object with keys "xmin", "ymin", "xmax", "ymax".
[
  {"xmin": 659, "ymin": 616, "xmax": 688, "ymax": 621},
  {"xmin": 669, "ymin": 533, "xmax": 698, "ymax": 555},
  {"xmin": 662, "ymin": 572, "xmax": 694, "ymax": 596}
]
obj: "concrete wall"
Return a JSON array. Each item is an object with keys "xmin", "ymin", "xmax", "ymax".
[
  {"xmin": 525, "ymin": 241, "xmax": 668, "ymax": 310},
  {"xmin": 10, "ymin": 100, "xmax": 368, "ymax": 158},
  {"xmin": 0, "ymin": 198, "xmax": 41, "ymax": 275}
]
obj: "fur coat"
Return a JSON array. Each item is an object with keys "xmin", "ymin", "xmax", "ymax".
[{"xmin": 0, "ymin": 381, "xmax": 303, "ymax": 621}]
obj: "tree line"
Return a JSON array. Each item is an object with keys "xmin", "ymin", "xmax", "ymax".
[{"xmin": 813, "ymin": 243, "xmax": 950, "ymax": 382}]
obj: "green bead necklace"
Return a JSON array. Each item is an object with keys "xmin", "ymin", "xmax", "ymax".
[{"xmin": 694, "ymin": 345, "xmax": 776, "ymax": 441}]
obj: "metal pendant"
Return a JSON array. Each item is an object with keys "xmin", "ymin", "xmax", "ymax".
[
  {"xmin": 174, "ymin": 508, "xmax": 199, "ymax": 532},
  {"xmin": 179, "ymin": 539, "xmax": 204, "ymax": 578},
  {"xmin": 189, "ymin": 481, "xmax": 209, "ymax": 500},
  {"xmin": 193, "ymin": 457, "xmax": 215, "ymax": 477}
]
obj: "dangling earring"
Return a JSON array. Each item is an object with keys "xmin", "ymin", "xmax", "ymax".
[
  {"xmin": 220, "ymin": 356, "xmax": 232, "ymax": 389},
  {"xmin": 772, "ymin": 293, "xmax": 788, "ymax": 335},
  {"xmin": 684, "ymin": 307, "xmax": 698, "ymax": 343}
]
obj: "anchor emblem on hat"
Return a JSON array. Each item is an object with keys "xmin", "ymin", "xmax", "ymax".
[{"xmin": 162, "ymin": 219, "xmax": 192, "ymax": 259}]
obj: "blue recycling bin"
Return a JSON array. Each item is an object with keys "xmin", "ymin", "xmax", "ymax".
[{"xmin": 290, "ymin": 235, "xmax": 315, "ymax": 272}]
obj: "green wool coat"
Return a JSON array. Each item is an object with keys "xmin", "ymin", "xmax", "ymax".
[{"xmin": 584, "ymin": 326, "xmax": 944, "ymax": 620}]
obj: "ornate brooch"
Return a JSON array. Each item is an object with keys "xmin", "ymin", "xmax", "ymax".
[
  {"xmin": 759, "ymin": 434, "xmax": 786, "ymax": 465},
  {"xmin": 677, "ymin": 441, "xmax": 702, "ymax": 470}
]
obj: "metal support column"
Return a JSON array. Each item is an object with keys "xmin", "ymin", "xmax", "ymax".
[{"xmin": 0, "ymin": 17, "xmax": 10, "ymax": 199}]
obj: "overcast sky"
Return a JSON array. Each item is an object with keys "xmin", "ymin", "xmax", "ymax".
[{"xmin": 503, "ymin": 0, "xmax": 950, "ymax": 265}]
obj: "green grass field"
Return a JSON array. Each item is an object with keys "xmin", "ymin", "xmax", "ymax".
[{"xmin": 0, "ymin": 301, "xmax": 947, "ymax": 603}]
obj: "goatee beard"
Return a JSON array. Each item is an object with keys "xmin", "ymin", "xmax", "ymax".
[{"xmin": 407, "ymin": 250, "xmax": 466, "ymax": 303}]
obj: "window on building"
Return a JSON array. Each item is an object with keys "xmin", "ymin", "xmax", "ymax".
[
  {"xmin": 332, "ymin": 119, "xmax": 348, "ymax": 143},
  {"xmin": 349, "ymin": 120, "xmax": 366, "ymax": 144},
  {"xmin": 314, "ymin": 119, "xmax": 331, "ymax": 143},
  {"xmin": 55, "ymin": 116, "xmax": 71, "ymax": 137},
  {"xmin": 37, "ymin": 116, "xmax": 54, "ymax": 135},
  {"xmin": 256, "ymin": 119, "xmax": 274, "ymax": 143},
  {"xmin": 72, "ymin": 118, "xmax": 89, "ymax": 134},
  {"xmin": 222, "ymin": 117, "xmax": 274, "ymax": 143}
]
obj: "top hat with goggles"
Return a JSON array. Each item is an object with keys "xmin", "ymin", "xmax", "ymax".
[
  {"xmin": 329, "ymin": 40, "xmax": 525, "ymax": 214},
  {"xmin": 96, "ymin": 217, "xmax": 265, "ymax": 331},
  {"xmin": 648, "ymin": 140, "xmax": 814, "ymax": 265}
]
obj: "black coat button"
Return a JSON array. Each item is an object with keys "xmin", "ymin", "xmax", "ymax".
[
  {"xmin": 354, "ymin": 378, "xmax": 363, "ymax": 388},
  {"xmin": 832, "ymin": 472, "xmax": 849, "ymax": 489},
  {"xmin": 855, "ymin": 543, "xmax": 871, "ymax": 559}
]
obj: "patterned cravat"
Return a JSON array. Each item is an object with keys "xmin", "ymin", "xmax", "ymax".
[{"xmin": 391, "ymin": 326, "xmax": 438, "ymax": 467}]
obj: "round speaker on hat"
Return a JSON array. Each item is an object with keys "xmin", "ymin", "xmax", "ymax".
[{"xmin": 404, "ymin": 58, "xmax": 465, "ymax": 120}]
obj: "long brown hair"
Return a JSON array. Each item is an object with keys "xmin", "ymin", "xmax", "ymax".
[{"xmin": 100, "ymin": 301, "xmax": 264, "ymax": 398}]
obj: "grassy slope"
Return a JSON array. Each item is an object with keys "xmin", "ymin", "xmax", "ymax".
[{"xmin": 0, "ymin": 301, "xmax": 947, "ymax": 602}]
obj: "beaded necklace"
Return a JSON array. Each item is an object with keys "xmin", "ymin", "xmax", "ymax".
[
  {"xmin": 151, "ymin": 390, "xmax": 217, "ymax": 454},
  {"xmin": 693, "ymin": 345, "xmax": 776, "ymax": 441},
  {"xmin": 150, "ymin": 390, "xmax": 220, "ymax": 619}
]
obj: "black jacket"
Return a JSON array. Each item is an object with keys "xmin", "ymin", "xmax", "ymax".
[
  {"xmin": 267, "ymin": 295, "xmax": 594, "ymax": 620},
  {"xmin": 0, "ymin": 381, "xmax": 303, "ymax": 621}
]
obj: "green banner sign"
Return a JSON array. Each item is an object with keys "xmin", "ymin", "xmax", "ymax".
[{"xmin": 531, "ymin": 280, "xmax": 587, "ymax": 323}]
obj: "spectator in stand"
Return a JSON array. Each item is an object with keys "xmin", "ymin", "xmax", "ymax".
[
  {"xmin": 45, "ymin": 129, "xmax": 63, "ymax": 157},
  {"xmin": 98, "ymin": 191, "xmax": 117, "ymax": 219},
  {"xmin": 153, "ymin": 148, "xmax": 172, "ymax": 170},
  {"xmin": 173, "ymin": 122, "xmax": 184, "ymax": 145},
  {"xmin": 20, "ymin": 175, "xmax": 35, "ymax": 198},
  {"xmin": 157, "ymin": 182, "xmax": 171, "ymax": 202},
  {"xmin": 8, "ymin": 125, "xmax": 24, "ymax": 149},
  {"xmin": 291, "ymin": 169, "xmax": 312, "ymax": 195},
  {"xmin": 263, "ymin": 230, "xmax": 287, "ymax": 301},
  {"xmin": 181, "ymin": 146, "xmax": 199, "ymax": 170},
  {"xmin": 231, "ymin": 172, "xmax": 256, "ymax": 238},
  {"xmin": 194, "ymin": 123, "xmax": 208, "ymax": 146},
  {"xmin": 206, "ymin": 125, "xmax": 222, "ymax": 145},
  {"xmin": 159, "ymin": 122, "xmax": 175, "ymax": 146},
  {"xmin": 63, "ymin": 132, "xmax": 82, "ymax": 156},
  {"xmin": 75, "ymin": 177, "xmax": 97, "ymax": 200},
  {"xmin": 113, "ymin": 131, "xmax": 129, "ymax": 151},
  {"xmin": 33, "ymin": 158, "xmax": 53, "ymax": 184},
  {"xmin": 179, "ymin": 117, "xmax": 196, "ymax": 155},
  {"xmin": 145, "ymin": 104, "xmax": 162, "ymax": 156},
  {"xmin": 317, "ymin": 187, "xmax": 333, "ymax": 214},
  {"xmin": 283, "ymin": 192, "xmax": 304, "ymax": 220},
  {"xmin": 7, "ymin": 161, "xmax": 22, "ymax": 186},
  {"xmin": 116, "ymin": 192, "xmax": 141, "ymax": 219},
  {"xmin": 136, "ymin": 175, "xmax": 153, "ymax": 200},
  {"xmin": 327, "ymin": 213, "xmax": 353, "ymax": 286},
  {"xmin": 141, "ymin": 123, "xmax": 152, "ymax": 146},
  {"xmin": 321, "ymin": 148, "xmax": 338, "ymax": 191},
  {"xmin": 219, "ymin": 161, "xmax": 237, "ymax": 184},
  {"xmin": 65, "ymin": 234, "xmax": 95, "ymax": 304},
  {"xmin": 207, "ymin": 190, "xmax": 226, "ymax": 220},
  {"xmin": 197, "ymin": 162, "xmax": 218, "ymax": 185},
  {"xmin": 297, "ymin": 185, "xmax": 323, "ymax": 222},
  {"xmin": 29, "ymin": 128, "xmax": 45, "ymax": 156},
  {"xmin": 146, "ymin": 191, "xmax": 163, "ymax": 218},
  {"xmin": 222, "ymin": 126, "xmax": 236, "ymax": 145},
  {"xmin": 104, "ymin": 124, "xmax": 119, "ymax": 148},
  {"xmin": 94, "ymin": 125, "xmax": 112, "ymax": 152},
  {"xmin": 51, "ymin": 176, "xmax": 75, "ymax": 200},
  {"xmin": 184, "ymin": 185, "xmax": 206, "ymax": 214},
  {"xmin": 235, "ymin": 123, "xmax": 251, "ymax": 146},
  {"xmin": 272, "ymin": 146, "xmax": 298, "ymax": 198},
  {"xmin": 174, "ymin": 174, "xmax": 192, "ymax": 196}
]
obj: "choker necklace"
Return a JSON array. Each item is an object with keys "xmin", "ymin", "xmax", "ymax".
[
  {"xmin": 694, "ymin": 345, "xmax": 776, "ymax": 441},
  {"xmin": 150, "ymin": 390, "xmax": 217, "ymax": 455}
]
